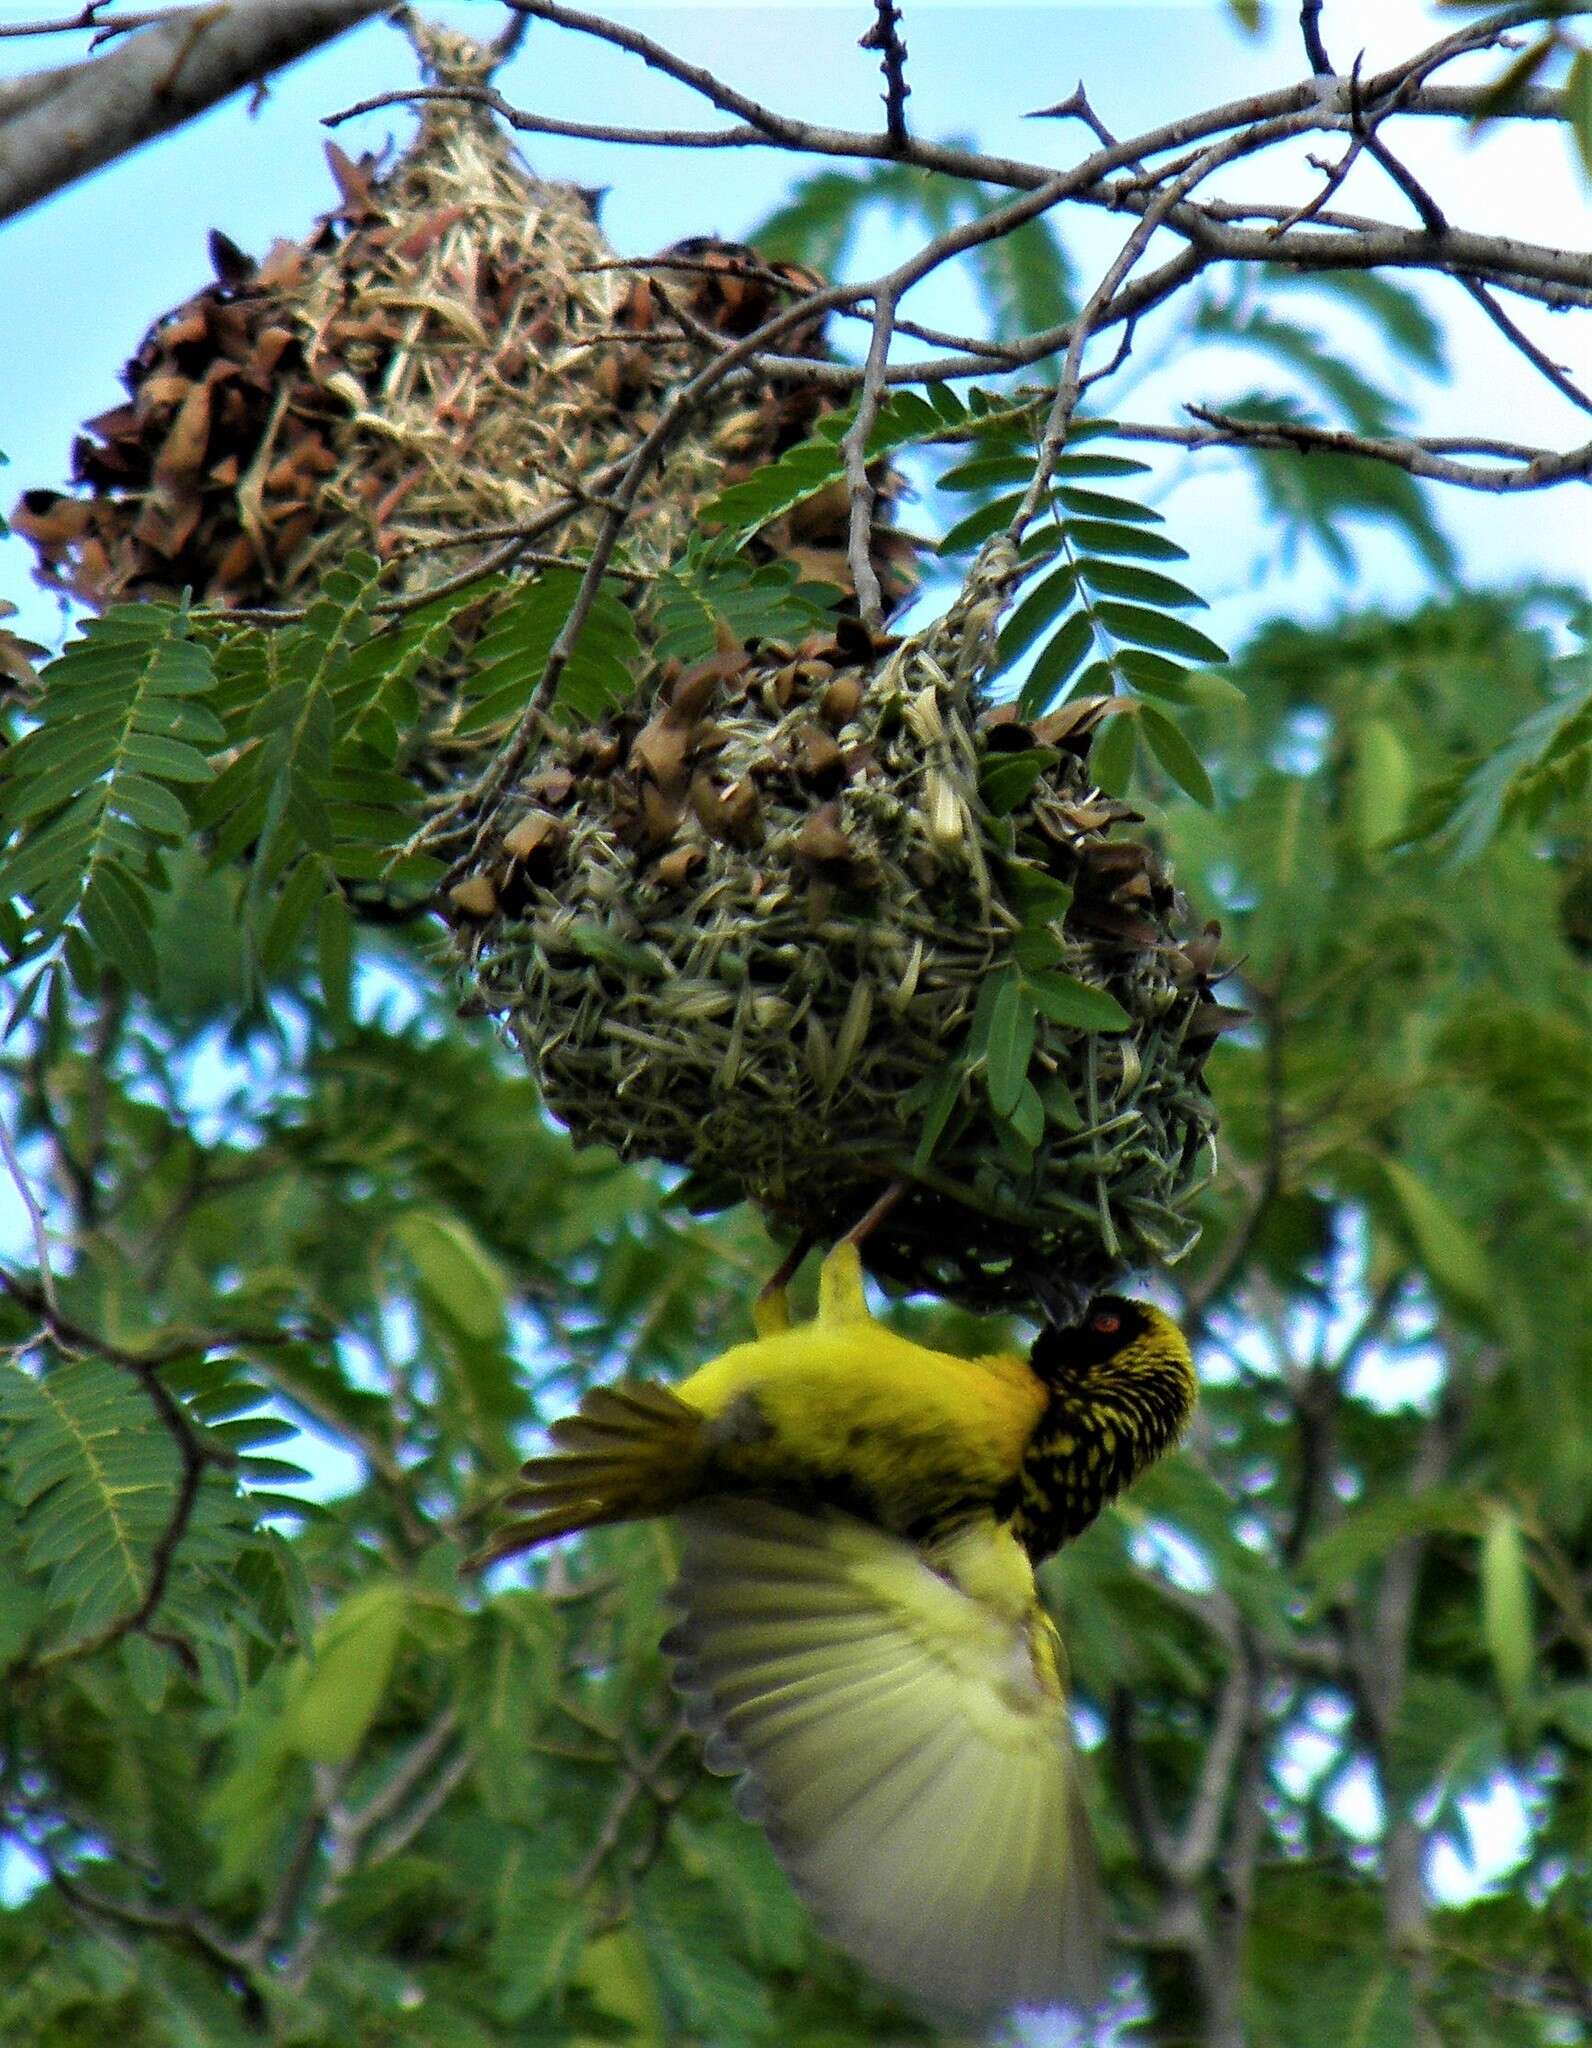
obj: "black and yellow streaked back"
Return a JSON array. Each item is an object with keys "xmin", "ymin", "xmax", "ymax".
[{"xmin": 1005, "ymin": 1297, "xmax": 1196, "ymax": 1562}]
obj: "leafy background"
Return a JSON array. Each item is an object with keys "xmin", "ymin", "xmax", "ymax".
[{"xmin": 1, "ymin": 6, "xmax": 1589, "ymax": 2045}]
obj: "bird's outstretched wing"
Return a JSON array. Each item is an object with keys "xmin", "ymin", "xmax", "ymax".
[{"xmin": 663, "ymin": 1499, "xmax": 1100, "ymax": 2019}]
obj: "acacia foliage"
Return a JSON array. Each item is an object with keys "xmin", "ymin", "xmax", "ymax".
[
  {"xmin": 1, "ymin": 138, "xmax": 1590, "ymax": 2048},
  {"xmin": 2, "ymin": 567, "xmax": 1587, "ymax": 2041}
]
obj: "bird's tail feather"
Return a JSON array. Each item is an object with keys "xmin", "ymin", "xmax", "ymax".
[{"xmin": 475, "ymin": 1381, "xmax": 703, "ymax": 1564}]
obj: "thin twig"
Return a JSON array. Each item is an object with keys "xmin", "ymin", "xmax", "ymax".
[
  {"xmin": 859, "ymin": 0, "xmax": 910, "ymax": 153},
  {"xmin": 325, "ymin": 77, "xmax": 758, "ymax": 150},
  {"xmin": 1181, "ymin": 407, "xmax": 1592, "ymax": 490},
  {"xmin": 1172, "ymin": 1650, "xmax": 1253, "ymax": 1882},
  {"xmin": 1460, "ymin": 276, "xmax": 1592, "ymax": 416},
  {"xmin": 502, "ymin": 0, "xmax": 818, "ymax": 149},
  {"xmin": 588, "ymin": 248, "xmax": 1027, "ymax": 365},
  {"xmin": 1011, "ymin": 130, "xmax": 1242, "ymax": 539},
  {"xmin": 0, "ymin": 1270, "xmax": 321, "ymax": 1372},
  {"xmin": 1300, "ymin": 0, "xmax": 1334, "ymax": 78},
  {"xmin": 1028, "ymin": 80, "xmax": 1158, "ymax": 197},
  {"xmin": 1350, "ymin": 85, "xmax": 1592, "ymax": 415},
  {"xmin": 1109, "ymin": 1688, "xmax": 1177, "ymax": 1876},
  {"xmin": 385, "ymin": 536, "xmax": 656, "ymax": 577},
  {"xmin": 0, "ymin": 1100, "xmax": 58, "ymax": 1315},
  {"xmin": 280, "ymin": 1712, "xmax": 465, "ymax": 1985},
  {"xmin": 1269, "ymin": 131, "xmax": 1369, "ymax": 236},
  {"xmin": 243, "ymin": 1803, "xmax": 327, "ymax": 1966},
  {"xmin": 1182, "ymin": 981, "xmax": 1289, "ymax": 1343},
  {"xmin": 839, "ymin": 286, "xmax": 898, "ymax": 631},
  {"xmin": 487, "ymin": 9, "xmax": 529, "ymax": 68},
  {"xmin": 570, "ymin": 1716, "xmax": 688, "ymax": 1891},
  {"xmin": 21, "ymin": 1841, "xmax": 265, "ymax": 2014},
  {"xmin": 0, "ymin": 5, "xmax": 176, "ymax": 36}
]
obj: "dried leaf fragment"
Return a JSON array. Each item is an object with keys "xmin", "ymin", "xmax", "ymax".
[
  {"xmin": 502, "ymin": 812, "xmax": 564, "ymax": 863},
  {"xmin": 449, "ymin": 876, "xmax": 499, "ymax": 919},
  {"xmin": 794, "ymin": 802, "xmax": 854, "ymax": 867}
]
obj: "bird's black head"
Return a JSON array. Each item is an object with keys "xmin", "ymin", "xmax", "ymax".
[
  {"xmin": 1010, "ymin": 1295, "xmax": 1198, "ymax": 1562},
  {"xmin": 1029, "ymin": 1294, "xmax": 1158, "ymax": 1386}
]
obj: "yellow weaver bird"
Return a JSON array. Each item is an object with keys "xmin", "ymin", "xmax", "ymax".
[{"xmin": 484, "ymin": 1244, "xmax": 1196, "ymax": 2018}]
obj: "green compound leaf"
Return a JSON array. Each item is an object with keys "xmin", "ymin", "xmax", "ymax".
[
  {"xmin": 907, "ymin": 1063, "xmax": 966, "ymax": 1172},
  {"xmin": 996, "ymin": 563, "xmax": 1078, "ymax": 666},
  {"xmin": 1024, "ymin": 970, "xmax": 1132, "ymax": 1032},
  {"xmin": 981, "ymin": 967, "xmax": 1037, "ymax": 1118},
  {"xmin": 0, "ymin": 1356, "xmax": 180, "ymax": 1643},
  {"xmin": 0, "ymin": 604, "xmax": 215, "ymax": 1007},
  {"xmin": 1018, "ymin": 612, "xmax": 1095, "ymax": 719},
  {"xmin": 653, "ymin": 546, "xmax": 840, "ymax": 663},
  {"xmin": 1380, "ymin": 1157, "xmax": 1498, "ymax": 1321},
  {"xmin": 1480, "ymin": 1504, "xmax": 1534, "ymax": 1719},
  {"xmin": 979, "ymin": 748, "xmax": 1058, "ymax": 816},
  {"xmin": 1075, "ymin": 559, "xmax": 1209, "ymax": 610},
  {"xmin": 1569, "ymin": 48, "xmax": 1592, "ymax": 179},
  {"xmin": 703, "ymin": 386, "xmax": 969, "ymax": 540},
  {"xmin": 1090, "ymin": 708, "xmax": 1138, "ymax": 795},
  {"xmin": 283, "ymin": 1580, "xmax": 409, "ymax": 1767},
  {"xmin": 1140, "ymin": 705, "xmax": 1216, "ymax": 808},
  {"xmin": 1094, "ymin": 603, "xmax": 1229, "ymax": 666}
]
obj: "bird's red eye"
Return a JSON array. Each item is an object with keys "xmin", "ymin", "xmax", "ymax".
[{"xmin": 1092, "ymin": 1310, "xmax": 1121, "ymax": 1336}]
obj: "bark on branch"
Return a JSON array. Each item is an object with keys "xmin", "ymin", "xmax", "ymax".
[{"xmin": 0, "ymin": 0, "xmax": 384, "ymax": 226}]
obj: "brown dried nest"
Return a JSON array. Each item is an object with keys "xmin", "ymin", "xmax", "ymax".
[
  {"xmin": 450, "ymin": 545, "xmax": 1235, "ymax": 1314},
  {"xmin": 12, "ymin": 20, "xmax": 914, "ymax": 777}
]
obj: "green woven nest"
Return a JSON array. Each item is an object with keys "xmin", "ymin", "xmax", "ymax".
[{"xmin": 452, "ymin": 549, "xmax": 1230, "ymax": 1313}]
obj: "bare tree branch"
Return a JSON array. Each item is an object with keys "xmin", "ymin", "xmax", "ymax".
[
  {"xmin": 1300, "ymin": 0, "xmax": 1335, "ymax": 78},
  {"xmin": 0, "ymin": 7, "xmax": 184, "ymax": 42},
  {"xmin": 1178, "ymin": 409, "xmax": 1592, "ymax": 490},
  {"xmin": 31, "ymin": 0, "xmax": 1563, "ymax": 248},
  {"xmin": 1330, "ymin": 1372, "xmax": 1476, "ymax": 2048},
  {"xmin": 1109, "ymin": 1688, "xmax": 1178, "ymax": 1877},
  {"xmin": 570, "ymin": 1715, "xmax": 688, "ymax": 1892},
  {"xmin": 277, "ymin": 1711, "xmax": 470, "ymax": 1986},
  {"xmin": 0, "ymin": 0, "xmax": 384, "ymax": 226},
  {"xmin": 840, "ymin": 286, "xmax": 897, "ymax": 631},
  {"xmin": 501, "ymin": 0, "xmax": 819, "ymax": 150},
  {"xmin": 20, "ymin": 1839, "xmax": 266, "ymax": 2015},
  {"xmin": 1172, "ymin": 1652, "xmax": 1254, "ymax": 1883},
  {"xmin": 0, "ymin": 1098, "xmax": 59, "ymax": 1316},
  {"xmin": 1012, "ymin": 130, "xmax": 1242, "ymax": 538},
  {"xmin": 319, "ymin": 0, "xmax": 1588, "ymax": 521},
  {"xmin": 329, "ymin": 64, "xmax": 1586, "ymax": 307},
  {"xmin": 325, "ymin": 72, "xmax": 1571, "ymax": 164},
  {"xmin": 859, "ymin": 0, "xmax": 910, "ymax": 153},
  {"xmin": 1341, "ymin": 79, "xmax": 1592, "ymax": 413}
]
